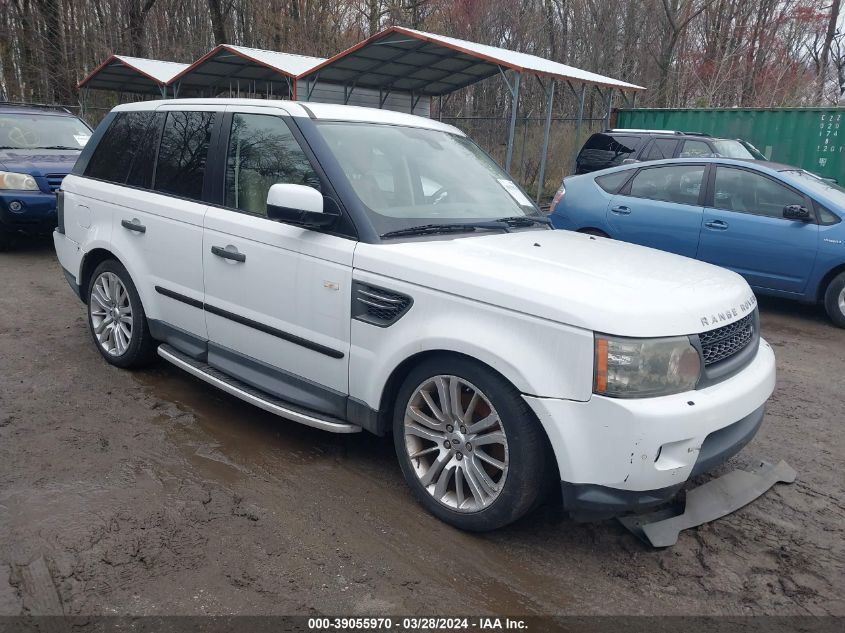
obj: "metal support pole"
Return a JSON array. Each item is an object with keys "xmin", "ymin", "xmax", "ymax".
[
  {"xmin": 536, "ymin": 79, "xmax": 555, "ymax": 203},
  {"xmin": 505, "ymin": 71, "xmax": 521, "ymax": 173},
  {"xmin": 604, "ymin": 88, "xmax": 614, "ymax": 129},
  {"xmin": 572, "ymin": 83, "xmax": 586, "ymax": 174},
  {"xmin": 631, "ymin": 91, "xmax": 638, "ymax": 108}
]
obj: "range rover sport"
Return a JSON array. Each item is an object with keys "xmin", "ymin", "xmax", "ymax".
[{"xmin": 54, "ymin": 99, "xmax": 776, "ymax": 530}]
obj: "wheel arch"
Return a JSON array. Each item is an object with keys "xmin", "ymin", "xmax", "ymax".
[
  {"xmin": 79, "ymin": 248, "xmax": 126, "ymax": 303},
  {"xmin": 817, "ymin": 262, "xmax": 845, "ymax": 302}
]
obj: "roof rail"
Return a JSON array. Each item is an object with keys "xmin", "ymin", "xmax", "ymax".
[
  {"xmin": 0, "ymin": 101, "xmax": 73, "ymax": 114},
  {"xmin": 607, "ymin": 128, "xmax": 709, "ymax": 136}
]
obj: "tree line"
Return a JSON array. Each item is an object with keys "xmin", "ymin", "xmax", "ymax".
[{"xmin": 1, "ymin": 0, "xmax": 843, "ymax": 110}]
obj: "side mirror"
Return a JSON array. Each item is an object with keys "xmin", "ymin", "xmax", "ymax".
[
  {"xmin": 266, "ymin": 183, "xmax": 338, "ymax": 229},
  {"xmin": 783, "ymin": 204, "xmax": 811, "ymax": 221}
]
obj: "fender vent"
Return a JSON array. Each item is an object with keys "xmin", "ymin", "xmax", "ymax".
[{"xmin": 352, "ymin": 282, "xmax": 412, "ymax": 327}]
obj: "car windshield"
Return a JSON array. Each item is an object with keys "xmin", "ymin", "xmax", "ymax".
[
  {"xmin": 315, "ymin": 121, "xmax": 540, "ymax": 235},
  {"xmin": 0, "ymin": 113, "xmax": 91, "ymax": 150},
  {"xmin": 784, "ymin": 169, "xmax": 845, "ymax": 207},
  {"xmin": 711, "ymin": 140, "xmax": 756, "ymax": 159}
]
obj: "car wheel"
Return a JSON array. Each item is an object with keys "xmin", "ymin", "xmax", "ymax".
[
  {"xmin": 578, "ymin": 228, "xmax": 609, "ymax": 238},
  {"xmin": 393, "ymin": 356, "xmax": 549, "ymax": 531},
  {"xmin": 823, "ymin": 271, "xmax": 845, "ymax": 328},
  {"xmin": 86, "ymin": 259, "xmax": 157, "ymax": 368}
]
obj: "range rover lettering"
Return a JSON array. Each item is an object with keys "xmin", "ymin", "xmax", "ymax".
[{"xmin": 54, "ymin": 100, "xmax": 776, "ymax": 530}]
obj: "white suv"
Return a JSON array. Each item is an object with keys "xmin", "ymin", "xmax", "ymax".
[{"xmin": 54, "ymin": 99, "xmax": 776, "ymax": 531}]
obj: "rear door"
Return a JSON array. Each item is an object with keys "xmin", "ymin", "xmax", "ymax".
[
  {"xmin": 639, "ymin": 138, "xmax": 679, "ymax": 162},
  {"xmin": 697, "ymin": 165, "xmax": 819, "ymax": 294},
  {"xmin": 606, "ymin": 163, "xmax": 706, "ymax": 257}
]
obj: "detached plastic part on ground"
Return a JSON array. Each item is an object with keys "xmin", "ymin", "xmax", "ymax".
[{"xmin": 618, "ymin": 459, "xmax": 797, "ymax": 548}]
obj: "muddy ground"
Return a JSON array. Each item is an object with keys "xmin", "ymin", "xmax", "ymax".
[{"xmin": 0, "ymin": 240, "xmax": 843, "ymax": 617}]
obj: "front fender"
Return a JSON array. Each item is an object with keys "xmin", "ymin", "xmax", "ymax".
[{"xmin": 349, "ymin": 271, "xmax": 595, "ymax": 410}]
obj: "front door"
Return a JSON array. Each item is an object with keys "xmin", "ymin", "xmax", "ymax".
[
  {"xmin": 697, "ymin": 165, "xmax": 819, "ymax": 294},
  {"xmin": 606, "ymin": 163, "xmax": 706, "ymax": 258},
  {"xmin": 202, "ymin": 107, "xmax": 354, "ymax": 417}
]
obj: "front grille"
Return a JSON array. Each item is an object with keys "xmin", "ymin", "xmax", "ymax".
[
  {"xmin": 699, "ymin": 313, "xmax": 755, "ymax": 366},
  {"xmin": 352, "ymin": 282, "xmax": 412, "ymax": 327},
  {"xmin": 45, "ymin": 173, "xmax": 67, "ymax": 192}
]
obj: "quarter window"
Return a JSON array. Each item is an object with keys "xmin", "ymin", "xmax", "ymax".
[
  {"xmin": 628, "ymin": 165, "xmax": 705, "ymax": 206},
  {"xmin": 224, "ymin": 113, "xmax": 320, "ymax": 216},
  {"xmin": 712, "ymin": 167, "xmax": 805, "ymax": 218},
  {"xmin": 595, "ymin": 170, "xmax": 632, "ymax": 194},
  {"xmin": 679, "ymin": 140, "xmax": 713, "ymax": 157},
  {"xmin": 85, "ymin": 112, "xmax": 156, "ymax": 184},
  {"xmin": 153, "ymin": 111, "xmax": 215, "ymax": 201},
  {"xmin": 126, "ymin": 112, "xmax": 164, "ymax": 189}
]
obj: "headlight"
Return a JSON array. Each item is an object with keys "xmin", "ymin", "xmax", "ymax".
[
  {"xmin": 594, "ymin": 334, "xmax": 701, "ymax": 398},
  {"xmin": 0, "ymin": 171, "xmax": 39, "ymax": 191}
]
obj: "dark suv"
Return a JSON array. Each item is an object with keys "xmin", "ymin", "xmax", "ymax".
[
  {"xmin": 0, "ymin": 103, "xmax": 92, "ymax": 247},
  {"xmin": 574, "ymin": 129, "xmax": 765, "ymax": 174}
]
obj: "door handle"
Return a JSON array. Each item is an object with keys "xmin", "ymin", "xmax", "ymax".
[
  {"xmin": 611, "ymin": 205, "xmax": 631, "ymax": 215},
  {"xmin": 704, "ymin": 220, "xmax": 729, "ymax": 230},
  {"xmin": 121, "ymin": 218, "xmax": 146, "ymax": 233},
  {"xmin": 211, "ymin": 245, "xmax": 246, "ymax": 263}
]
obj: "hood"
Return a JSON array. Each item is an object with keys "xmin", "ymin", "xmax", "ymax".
[
  {"xmin": 354, "ymin": 230, "xmax": 757, "ymax": 337},
  {"xmin": 0, "ymin": 148, "xmax": 80, "ymax": 177}
]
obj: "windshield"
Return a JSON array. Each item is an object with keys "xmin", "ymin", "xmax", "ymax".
[
  {"xmin": 711, "ymin": 140, "xmax": 756, "ymax": 159},
  {"xmin": 316, "ymin": 122, "xmax": 540, "ymax": 235},
  {"xmin": 784, "ymin": 169, "xmax": 845, "ymax": 207},
  {"xmin": 0, "ymin": 113, "xmax": 91, "ymax": 150}
]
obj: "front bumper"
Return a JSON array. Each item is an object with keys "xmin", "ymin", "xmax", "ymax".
[
  {"xmin": 525, "ymin": 338, "xmax": 776, "ymax": 516},
  {"xmin": 0, "ymin": 191, "xmax": 58, "ymax": 234}
]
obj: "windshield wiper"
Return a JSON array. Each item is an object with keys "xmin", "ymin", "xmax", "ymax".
[
  {"xmin": 380, "ymin": 221, "xmax": 510, "ymax": 240},
  {"xmin": 35, "ymin": 146, "xmax": 80, "ymax": 150},
  {"xmin": 495, "ymin": 216, "xmax": 552, "ymax": 227}
]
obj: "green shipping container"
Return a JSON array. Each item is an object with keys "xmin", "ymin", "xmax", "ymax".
[{"xmin": 616, "ymin": 108, "xmax": 845, "ymax": 182}]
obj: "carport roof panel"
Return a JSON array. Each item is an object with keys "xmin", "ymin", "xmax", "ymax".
[
  {"xmin": 78, "ymin": 55, "xmax": 189, "ymax": 93},
  {"xmin": 171, "ymin": 44, "xmax": 325, "ymax": 91},
  {"xmin": 300, "ymin": 26, "xmax": 645, "ymax": 94}
]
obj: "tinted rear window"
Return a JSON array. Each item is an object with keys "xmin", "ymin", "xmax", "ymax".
[
  {"xmin": 578, "ymin": 134, "xmax": 639, "ymax": 170},
  {"xmin": 153, "ymin": 111, "xmax": 215, "ymax": 201},
  {"xmin": 84, "ymin": 111, "xmax": 156, "ymax": 183}
]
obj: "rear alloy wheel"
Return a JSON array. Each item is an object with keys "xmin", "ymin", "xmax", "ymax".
[
  {"xmin": 393, "ymin": 357, "xmax": 548, "ymax": 531},
  {"xmin": 823, "ymin": 271, "xmax": 845, "ymax": 328},
  {"xmin": 86, "ymin": 260, "xmax": 156, "ymax": 368}
]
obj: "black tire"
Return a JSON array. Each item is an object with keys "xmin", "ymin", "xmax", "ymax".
[
  {"xmin": 823, "ymin": 271, "xmax": 845, "ymax": 328},
  {"xmin": 578, "ymin": 228, "xmax": 609, "ymax": 238},
  {"xmin": 86, "ymin": 259, "xmax": 157, "ymax": 368},
  {"xmin": 392, "ymin": 355, "xmax": 549, "ymax": 531}
]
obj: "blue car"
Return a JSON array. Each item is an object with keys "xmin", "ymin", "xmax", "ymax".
[
  {"xmin": 550, "ymin": 158, "xmax": 845, "ymax": 327},
  {"xmin": 0, "ymin": 103, "xmax": 92, "ymax": 248}
]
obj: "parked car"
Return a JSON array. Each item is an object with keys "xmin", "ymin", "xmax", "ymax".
[
  {"xmin": 575, "ymin": 129, "xmax": 762, "ymax": 174},
  {"xmin": 0, "ymin": 103, "xmax": 92, "ymax": 248},
  {"xmin": 550, "ymin": 158, "xmax": 845, "ymax": 327},
  {"xmin": 54, "ymin": 100, "xmax": 775, "ymax": 530}
]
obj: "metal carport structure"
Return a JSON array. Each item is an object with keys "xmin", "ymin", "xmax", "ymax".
[
  {"xmin": 299, "ymin": 26, "xmax": 645, "ymax": 199},
  {"xmin": 77, "ymin": 55, "xmax": 188, "ymax": 97},
  {"xmin": 167, "ymin": 44, "xmax": 324, "ymax": 99}
]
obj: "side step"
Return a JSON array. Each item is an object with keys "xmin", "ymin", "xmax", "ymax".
[
  {"xmin": 157, "ymin": 344, "xmax": 361, "ymax": 434},
  {"xmin": 618, "ymin": 459, "xmax": 796, "ymax": 547}
]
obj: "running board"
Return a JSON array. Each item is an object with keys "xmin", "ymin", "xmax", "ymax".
[
  {"xmin": 157, "ymin": 344, "xmax": 361, "ymax": 434},
  {"xmin": 618, "ymin": 459, "xmax": 796, "ymax": 548}
]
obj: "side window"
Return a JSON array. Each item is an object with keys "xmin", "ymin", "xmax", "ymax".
[
  {"xmin": 225, "ymin": 113, "xmax": 320, "ymax": 216},
  {"xmin": 154, "ymin": 111, "xmax": 215, "ymax": 201},
  {"xmin": 84, "ymin": 111, "xmax": 155, "ymax": 183},
  {"xmin": 713, "ymin": 167, "xmax": 805, "ymax": 218},
  {"xmin": 628, "ymin": 165, "xmax": 705, "ymax": 205},
  {"xmin": 815, "ymin": 202, "xmax": 841, "ymax": 225},
  {"xmin": 595, "ymin": 170, "xmax": 632, "ymax": 194},
  {"xmin": 679, "ymin": 140, "xmax": 712, "ymax": 157},
  {"xmin": 126, "ymin": 112, "xmax": 164, "ymax": 189},
  {"xmin": 642, "ymin": 138, "xmax": 679, "ymax": 161}
]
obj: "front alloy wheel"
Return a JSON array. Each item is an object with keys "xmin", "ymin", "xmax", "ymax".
[
  {"xmin": 403, "ymin": 375, "xmax": 509, "ymax": 512},
  {"xmin": 393, "ymin": 356, "xmax": 549, "ymax": 531},
  {"xmin": 89, "ymin": 271, "xmax": 134, "ymax": 356}
]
